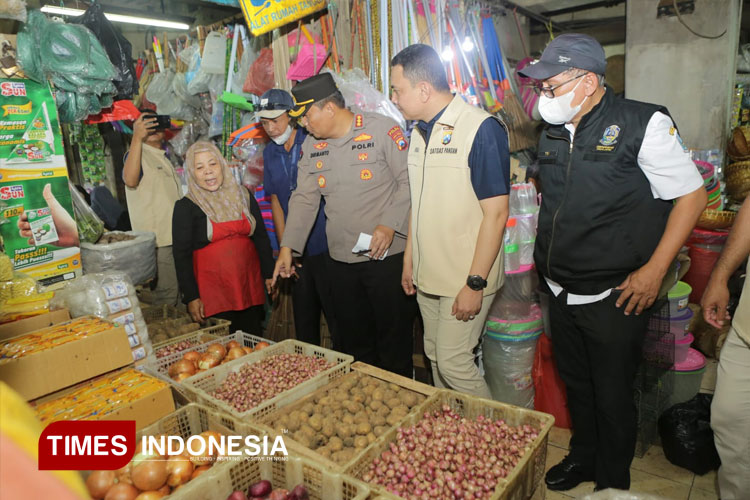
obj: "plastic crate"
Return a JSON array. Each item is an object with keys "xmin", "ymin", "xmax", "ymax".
[
  {"xmin": 256, "ymin": 370, "xmax": 432, "ymax": 473},
  {"xmin": 347, "ymin": 389, "xmax": 555, "ymax": 500},
  {"xmin": 173, "ymin": 454, "xmax": 370, "ymax": 500},
  {"xmin": 82, "ymin": 404, "xmax": 265, "ymax": 496},
  {"xmin": 145, "ymin": 331, "xmax": 274, "ymax": 380},
  {"xmin": 142, "ymin": 304, "xmax": 231, "ymax": 349},
  {"xmin": 183, "ymin": 340, "xmax": 353, "ymax": 422}
]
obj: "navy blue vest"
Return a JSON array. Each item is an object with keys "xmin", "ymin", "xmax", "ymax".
[{"xmin": 535, "ymin": 88, "xmax": 674, "ymax": 295}]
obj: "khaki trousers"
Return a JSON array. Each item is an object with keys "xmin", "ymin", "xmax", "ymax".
[
  {"xmin": 152, "ymin": 246, "xmax": 180, "ymax": 306},
  {"xmin": 417, "ymin": 290, "xmax": 493, "ymax": 398},
  {"xmin": 711, "ymin": 326, "xmax": 750, "ymax": 500}
]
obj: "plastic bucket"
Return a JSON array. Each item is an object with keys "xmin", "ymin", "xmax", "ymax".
[
  {"xmin": 667, "ymin": 281, "xmax": 692, "ymax": 316},
  {"xmin": 488, "ymin": 265, "xmax": 538, "ymax": 320},
  {"xmin": 669, "ymin": 309, "xmax": 693, "ymax": 340},
  {"xmin": 668, "ymin": 348, "xmax": 706, "ymax": 408},
  {"xmin": 674, "ymin": 332, "xmax": 694, "ymax": 364}
]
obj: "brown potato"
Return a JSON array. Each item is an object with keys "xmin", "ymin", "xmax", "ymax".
[
  {"xmin": 373, "ymin": 425, "xmax": 389, "ymax": 437},
  {"xmin": 328, "ymin": 436, "xmax": 343, "ymax": 452},
  {"xmin": 355, "ymin": 422, "xmax": 372, "ymax": 435},
  {"xmin": 398, "ymin": 391, "xmax": 418, "ymax": 407},
  {"xmin": 354, "ymin": 436, "xmax": 368, "ymax": 449},
  {"xmin": 385, "ymin": 398, "xmax": 402, "ymax": 410},
  {"xmin": 308, "ymin": 414, "xmax": 323, "ymax": 431}
]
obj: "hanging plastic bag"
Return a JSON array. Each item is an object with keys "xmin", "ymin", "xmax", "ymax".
[
  {"xmin": 145, "ymin": 69, "xmax": 175, "ymax": 108},
  {"xmin": 201, "ymin": 31, "xmax": 227, "ymax": 75},
  {"xmin": 0, "ymin": 0, "xmax": 27, "ymax": 23},
  {"xmin": 330, "ymin": 69, "xmax": 406, "ymax": 129},
  {"xmin": 69, "ymin": 181, "xmax": 105, "ymax": 243},
  {"xmin": 658, "ymin": 393, "xmax": 721, "ymax": 475},
  {"xmin": 243, "ymin": 47, "xmax": 275, "ymax": 96},
  {"xmin": 72, "ymin": 3, "xmax": 138, "ymax": 99}
]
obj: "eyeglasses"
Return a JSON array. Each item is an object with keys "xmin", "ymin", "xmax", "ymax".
[{"xmin": 532, "ymin": 73, "xmax": 585, "ymax": 99}]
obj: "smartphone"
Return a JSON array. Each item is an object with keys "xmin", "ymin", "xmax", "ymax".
[{"xmin": 143, "ymin": 113, "xmax": 171, "ymax": 130}]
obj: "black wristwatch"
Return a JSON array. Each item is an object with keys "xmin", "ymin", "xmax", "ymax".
[{"xmin": 466, "ymin": 275, "xmax": 488, "ymax": 291}]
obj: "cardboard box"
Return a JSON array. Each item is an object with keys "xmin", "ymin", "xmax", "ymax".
[
  {"xmin": 0, "ymin": 308, "xmax": 71, "ymax": 341},
  {"xmin": 31, "ymin": 368, "xmax": 176, "ymax": 431},
  {"xmin": 0, "ymin": 317, "xmax": 133, "ymax": 400}
]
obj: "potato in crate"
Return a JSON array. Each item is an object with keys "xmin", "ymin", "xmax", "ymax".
[
  {"xmin": 257, "ymin": 371, "xmax": 430, "ymax": 473},
  {"xmin": 347, "ymin": 389, "xmax": 554, "ymax": 500}
]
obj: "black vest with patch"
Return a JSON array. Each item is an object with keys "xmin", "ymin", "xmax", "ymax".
[{"xmin": 535, "ymin": 88, "xmax": 674, "ymax": 295}]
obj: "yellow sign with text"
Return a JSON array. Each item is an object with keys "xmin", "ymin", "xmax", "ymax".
[{"xmin": 239, "ymin": 0, "xmax": 326, "ymax": 36}]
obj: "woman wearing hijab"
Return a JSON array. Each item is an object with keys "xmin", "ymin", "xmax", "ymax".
[{"xmin": 172, "ymin": 141, "xmax": 273, "ymax": 334}]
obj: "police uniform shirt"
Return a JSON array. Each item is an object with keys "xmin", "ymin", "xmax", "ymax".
[{"xmin": 282, "ymin": 109, "xmax": 411, "ymax": 263}]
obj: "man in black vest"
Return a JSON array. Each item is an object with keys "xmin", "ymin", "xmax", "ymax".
[{"xmin": 520, "ymin": 34, "xmax": 707, "ymax": 491}]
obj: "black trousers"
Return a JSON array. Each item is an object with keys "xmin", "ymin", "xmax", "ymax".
[
  {"xmin": 292, "ymin": 252, "xmax": 337, "ymax": 345},
  {"xmin": 549, "ymin": 290, "xmax": 649, "ymax": 490},
  {"xmin": 213, "ymin": 305, "xmax": 265, "ymax": 335},
  {"xmin": 327, "ymin": 254, "xmax": 415, "ymax": 377}
]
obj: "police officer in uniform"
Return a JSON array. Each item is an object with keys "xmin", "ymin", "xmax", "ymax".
[
  {"xmin": 272, "ymin": 73, "xmax": 414, "ymax": 377},
  {"xmin": 519, "ymin": 34, "xmax": 707, "ymax": 491}
]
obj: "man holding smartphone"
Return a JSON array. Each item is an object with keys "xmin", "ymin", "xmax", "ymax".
[{"xmin": 123, "ymin": 111, "xmax": 182, "ymax": 306}]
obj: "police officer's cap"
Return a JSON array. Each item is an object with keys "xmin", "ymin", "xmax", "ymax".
[
  {"xmin": 257, "ymin": 89, "xmax": 294, "ymax": 119},
  {"xmin": 518, "ymin": 33, "xmax": 606, "ymax": 81},
  {"xmin": 290, "ymin": 73, "xmax": 339, "ymax": 118}
]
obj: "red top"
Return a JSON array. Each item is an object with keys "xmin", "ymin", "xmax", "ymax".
[{"xmin": 193, "ymin": 216, "xmax": 265, "ymax": 317}]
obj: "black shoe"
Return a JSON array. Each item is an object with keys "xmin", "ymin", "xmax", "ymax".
[{"xmin": 545, "ymin": 455, "xmax": 595, "ymax": 491}]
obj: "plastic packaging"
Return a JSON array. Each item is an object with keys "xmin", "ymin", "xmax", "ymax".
[
  {"xmin": 69, "ymin": 181, "xmax": 105, "ymax": 243},
  {"xmin": 169, "ymin": 119, "xmax": 209, "ymax": 158},
  {"xmin": 17, "ymin": 11, "xmax": 118, "ymax": 122},
  {"xmin": 79, "ymin": 230, "xmax": 156, "ymax": 285},
  {"xmin": 489, "ymin": 264, "xmax": 538, "ymax": 320},
  {"xmin": 667, "ymin": 281, "xmax": 692, "ymax": 316},
  {"xmin": 516, "ymin": 212, "xmax": 537, "ymax": 266},
  {"xmin": 658, "ymin": 393, "xmax": 720, "ymax": 475},
  {"xmin": 330, "ymin": 68, "xmax": 406, "ymax": 129},
  {"xmin": 200, "ymin": 31, "xmax": 227, "ymax": 74},
  {"xmin": 580, "ymin": 490, "xmax": 669, "ymax": 500},
  {"xmin": 510, "ymin": 183, "xmax": 538, "ymax": 215},
  {"xmin": 483, "ymin": 329, "xmax": 541, "ymax": 408},
  {"xmin": 49, "ymin": 271, "xmax": 152, "ymax": 360},
  {"xmin": 0, "ymin": 0, "xmax": 27, "ymax": 23},
  {"xmin": 503, "ymin": 217, "xmax": 520, "ymax": 272},
  {"xmin": 0, "ymin": 272, "xmax": 40, "ymax": 306},
  {"xmin": 72, "ymin": 2, "xmax": 137, "ymax": 99},
  {"xmin": 243, "ymin": 47, "xmax": 274, "ymax": 96}
]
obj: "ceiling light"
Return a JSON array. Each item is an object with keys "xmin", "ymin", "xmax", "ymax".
[
  {"xmin": 441, "ymin": 47, "xmax": 454, "ymax": 61},
  {"xmin": 40, "ymin": 5, "xmax": 191, "ymax": 30},
  {"xmin": 462, "ymin": 36, "xmax": 474, "ymax": 52}
]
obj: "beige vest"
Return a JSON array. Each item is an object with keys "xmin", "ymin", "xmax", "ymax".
[
  {"xmin": 732, "ymin": 259, "xmax": 750, "ymax": 345},
  {"xmin": 407, "ymin": 96, "xmax": 505, "ymax": 297},
  {"xmin": 125, "ymin": 143, "xmax": 181, "ymax": 247}
]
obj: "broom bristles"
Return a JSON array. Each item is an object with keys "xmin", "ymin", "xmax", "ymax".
[{"xmin": 501, "ymin": 92, "xmax": 537, "ymax": 152}]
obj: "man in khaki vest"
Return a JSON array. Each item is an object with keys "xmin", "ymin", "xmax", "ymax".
[
  {"xmin": 701, "ymin": 196, "xmax": 750, "ymax": 500},
  {"xmin": 390, "ymin": 44, "xmax": 510, "ymax": 398},
  {"xmin": 123, "ymin": 113, "xmax": 181, "ymax": 306}
]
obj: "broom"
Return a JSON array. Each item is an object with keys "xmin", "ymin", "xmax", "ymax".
[{"xmin": 481, "ymin": 15, "xmax": 536, "ymax": 152}]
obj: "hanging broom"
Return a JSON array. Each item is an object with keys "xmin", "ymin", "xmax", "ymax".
[{"xmin": 481, "ymin": 14, "xmax": 537, "ymax": 152}]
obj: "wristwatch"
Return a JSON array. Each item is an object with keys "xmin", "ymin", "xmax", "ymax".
[{"xmin": 466, "ymin": 275, "xmax": 488, "ymax": 291}]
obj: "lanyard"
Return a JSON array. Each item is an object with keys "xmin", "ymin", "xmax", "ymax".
[{"xmin": 279, "ymin": 142, "xmax": 301, "ymax": 194}]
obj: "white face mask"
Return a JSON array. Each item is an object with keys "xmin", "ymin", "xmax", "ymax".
[
  {"xmin": 271, "ymin": 125, "xmax": 293, "ymax": 145},
  {"xmin": 538, "ymin": 77, "xmax": 588, "ymax": 125}
]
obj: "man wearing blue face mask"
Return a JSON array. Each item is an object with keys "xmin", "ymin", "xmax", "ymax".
[{"xmin": 520, "ymin": 34, "xmax": 707, "ymax": 492}]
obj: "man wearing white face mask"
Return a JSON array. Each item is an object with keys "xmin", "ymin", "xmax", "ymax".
[
  {"xmin": 519, "ymin": 34, "xmax": 707, "ymax": 492},
  {"xmin": 259, "ymin": 89, "xmax": 335, "ymax": 346}
]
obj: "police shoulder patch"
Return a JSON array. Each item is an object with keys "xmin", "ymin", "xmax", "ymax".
[
  {"xmin": 387, "ymin": 125, "xmax": 408, "ymax": 151},
  {"xmin": 313, "ymin": 142, "xmax": 328, "ymax": 150}
]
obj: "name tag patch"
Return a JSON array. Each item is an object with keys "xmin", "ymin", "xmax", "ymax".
[
  {"xmin": 310, "ymin": 150, "xmax": 329, "ymax": 158},
  {"xmin": 428, "ymin": 147, "xmax": 458, "ymax": 154}
]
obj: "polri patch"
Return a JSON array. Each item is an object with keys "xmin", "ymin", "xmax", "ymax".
[
  {"xmin": 388, "ymin": 125, "xmax": 408, "ymax": 151},
  {"xmin": 360, "ymin": 168, "xmax": 373, "ymax": 180},
  {"xmin": 355, "ymin": 114, "xmax": 364, "ymax": 128},
  {"xmin": 358, "ymin": 153, "xmax": 369, "ymax": 161},
  {"xmin": 318, "ymin": 175, "xmax": 326, "ymax": 188},
  {"xmin": 313, "ymin": 142, "xmax": 328, "ymax": 150},
  {"xmin": 315, "ymin": 160, "xmax": 323, "ymax": 169},
  {"xmin": 354, "ymin": 133, "xmax": 372, "ymax": 142}
]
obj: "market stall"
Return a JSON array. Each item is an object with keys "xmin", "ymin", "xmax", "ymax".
[{"xmin": 0, "ymin": 1, "xmax": 746, "ymax": 499}]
